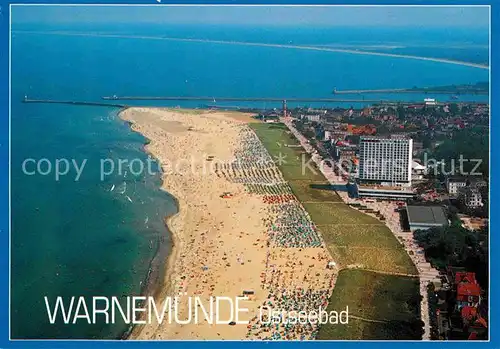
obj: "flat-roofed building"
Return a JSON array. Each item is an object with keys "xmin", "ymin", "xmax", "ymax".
[
  {"xmin": 406, "ymin": 205, "xmax": 448, "ymax": 232},
  {"xmin": 357, "ymin": 184, "xmax": 415, "ymax": 200}
]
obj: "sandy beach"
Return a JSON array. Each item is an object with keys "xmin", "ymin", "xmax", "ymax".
[{"xmin": 120, "ymin": 108, "xmax": 337, "ymax": 340}]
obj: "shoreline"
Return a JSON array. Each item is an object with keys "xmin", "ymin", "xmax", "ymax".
[
  {"xmin": 118, "ymin": 107, "xmax": 179, "ymax": 340},
  {"xmin": 118, "ymin": 108, "xmax": 189, "ymax": 340},
  {"xmin": 126, "ymin": 202, "xmax": 182, "ymax": 339}
]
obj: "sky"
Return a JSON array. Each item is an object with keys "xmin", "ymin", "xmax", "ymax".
[{"xmin": 12, "ymin": 5, "xmax": 490, "ymax": 28}]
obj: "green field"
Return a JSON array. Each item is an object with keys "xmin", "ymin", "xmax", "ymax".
[
  {"xmin": 304, "ymin": 202, "xmax": 383, "ymax": 225},
  {"xmin": 317, "ymin": 270, "xmax": 422, "ymax": 340},
  {"xmin": 318, "ymin": 224, "xmax": 415, "ymax": 274},
  {"xmin": 320, "ymin": 224, "xmax": 402, "ymax": 249},
  {"xmin": 317, "ymin": 316, "xmax": 424, "ymax": 340},
  {"xmin": 326, "ymin": 270, "xmax": 420, "ymax": 321},
  {"xmin": 250, "ymin": 123, "xmax": 326, "ymax": 181},
  {"xmin": 251, "ymin": 122, "xmax": 420, "ymax": 339},
  {"xmin": 289, "ymin": 180, "xmax": 342, "ymax": 202}
]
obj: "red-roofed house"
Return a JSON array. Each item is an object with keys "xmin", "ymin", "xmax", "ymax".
[{"xmin": 455, "ymin": 272, "xmax": 481, "ymax": 309}]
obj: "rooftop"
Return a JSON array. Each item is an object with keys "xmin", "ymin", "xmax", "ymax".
[
  {"xmin": 359, "ymin": 184, "xmax": 413, "ymax": 191},
  {"xmin": 412, "ymin": 160, "xmax": 426, "ymax": 170},
  {"xmin": 360, "ymin": 135, "xmax": 411, "ymax": 142},
  {"xmin": 455, "ymin": 272, "xmax": 477, "ymax": 285},
  {"xmin": 406, "ymin": 205, "xmax": 448, "ymax": 226},
  {"xmin": 457, "ymin": 283, "xmax": 481, "ymax": 297}
]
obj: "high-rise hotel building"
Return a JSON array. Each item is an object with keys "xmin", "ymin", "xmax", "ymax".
[{"xmin": 359, "ymin": 136, "xmax": 413, "ymax": 187}]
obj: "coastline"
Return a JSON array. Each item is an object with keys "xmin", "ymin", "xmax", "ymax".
[
  {"xmin": 119, "ymin": 108, "xmax": 198, "ymax": 340},
  {"xmin": 118, "ymin": 107, "xmax": 181, "ymax": 340},
  {"xmin": 16, "ymin": 31, "xmax": 490, "ymax": 70},
  {"xmin": 126, "ymin": 201, "xmax": 182, "ymax": 339}
]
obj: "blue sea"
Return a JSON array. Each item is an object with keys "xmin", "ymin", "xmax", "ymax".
[{"xmin": 10, "ymin": 23, "xmax": 489, "ymax": 339}]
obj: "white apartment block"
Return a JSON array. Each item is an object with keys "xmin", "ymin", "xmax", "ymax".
[{"xmin": 359, "ymin": 136, "xmax": 413, "ymax": 187}]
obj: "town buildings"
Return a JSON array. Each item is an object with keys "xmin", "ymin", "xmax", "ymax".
[
  {"xmin": 446, "ymin": 176, "xmax": 487, "ymax": 210},
  {"xmin": 441, "ymin": 268, "xmax": 487, "ymax": 340},
  {"xmin": 458, "ymin": 187, "xmax": 483, "ymax": 209},
  {"xmin": 300, "ymin": 114, "xmax": 321, "ymax": 123}
]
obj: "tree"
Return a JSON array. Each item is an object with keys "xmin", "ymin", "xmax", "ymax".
[
  {"xmin": 413, "ymin": 225, "xmax": 488, "ymax": 289},
  {"xmin": 431, "ymin": 127, "xmax": 489, "ymax": 176},
  {"xmin": 397, "ymin": 106, "xmax": 406, "ymax": 121}
]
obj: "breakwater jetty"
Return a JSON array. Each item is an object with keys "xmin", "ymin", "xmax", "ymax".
[
  {"xmin": 102, "ymin": 96, "xmax": 389, "ymax": 103},
  {"xmin": 23, "ymin": 98, "xmax": 127, "ymax": 108},
  {"xmin": 333, "ymin": 86, "xmax": 489, "ymax": 95},
  {"xmin": 101, "ymin": 95, "xmax": 485, "ymax": 106}
]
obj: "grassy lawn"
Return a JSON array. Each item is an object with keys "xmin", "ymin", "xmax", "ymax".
[
  {"xmin": 317, "ymin": 270, "xmax": 422, "ymax": 340},
  {"xmin": 326, "ymin": 270, "xmax": 420, "ymax": 322},
  {"xmin": 278, "ymin": 163, "xmax": 327, "ymax": 181},
  {"xmin": 317, "ymin": 224, "xmax": 416, "ymax": 274},
  {"xmin": 251, "ymin": 122, "xmax": 420, "ymax": 339},
  {"xmin": 250, "ymin": 123, "xmax": 326, "ymax": 181},
  {"xmin": 317, "ymin": 317, "xmax": 365, "ymax": 340},
  {"xmin": 317, "ymin": 317, "xmax": 424, "ymax": 340},
  {"xmin": 327, "ymin": 246, "xmax": 416, "ymax": 274},
  {"xmin": 320, "ymin": 224, "xmax": 403, "ymax": 249},
  {"xmin": 304, "ymin": 202, "xmax": 382, "ymax": 225},
  {"xmin": 289, "ymin": 180, "xmax": 342, "ymax": 202}
]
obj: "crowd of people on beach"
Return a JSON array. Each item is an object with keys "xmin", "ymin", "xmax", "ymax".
[
  {"xmin": 268, "ymin": 202, "xmax": 322, "ymax": 248},
  {"xmin": 216, "ymin": 127, "xmax": 325, "ymax": 249},
  {"xmin": 234, "ymin": 129, "xmax": 275, "ymax": 168},
  {"xmin": 262, "ymin": 194, "xmax": 296, "ymax": 204},
  {"xmin": 249, "ymin": 247, "xmax": 336, "ymax": 340},
  {"xmin": 214, "ymin": 126, "xmax": 337, "ymax": 340},
  {"xmin": 215, "ymin": 164, "xmax": 285, "ymax": 185}
]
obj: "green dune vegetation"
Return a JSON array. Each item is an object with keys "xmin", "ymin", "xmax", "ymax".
[
  {"xmin": 250, "ymin": 122, "xmax": 422, "ymax": 340},
  {"xmin": 318, "ymin": 270, "xmax": 422, "ymax": 340}
]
